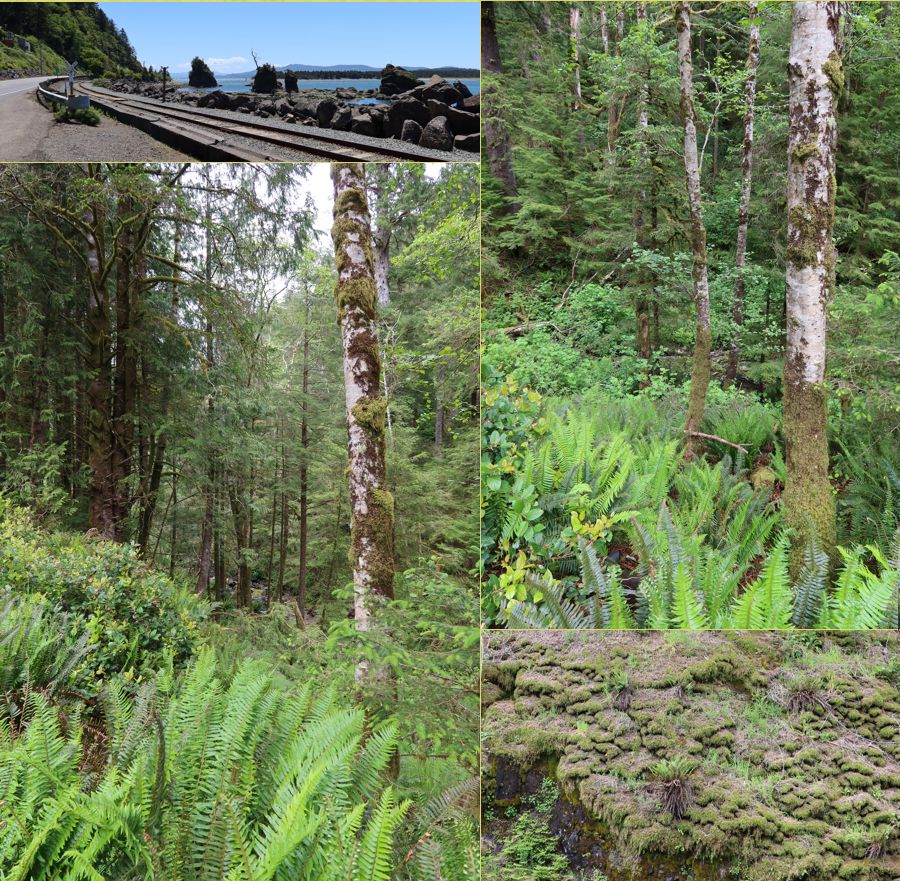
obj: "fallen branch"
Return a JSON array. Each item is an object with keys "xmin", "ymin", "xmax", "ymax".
[{"xmin": 685, "ymin": 430, "xmax": 748, "ymax": 453}]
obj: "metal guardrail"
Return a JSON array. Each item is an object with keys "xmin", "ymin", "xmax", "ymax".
[{"xmin": 36, "ymin": 76, "xmax": 90, "ymax": 109}]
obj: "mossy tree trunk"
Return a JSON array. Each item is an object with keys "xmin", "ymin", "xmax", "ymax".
[
  {"xmin": 633, "ymin": 1, "xmax": 652, "ymax": 364},
  {"xmin": 331, "ymin": 162, "xmax": 395, "ymax": 683},
  {"xmin": 677, "ymin": 2, "xmax": 712, "ymax": 460},
  {"xmin": 783, "ymin": 0, "xmax": 841, "ymax": 569},
  {"xmin": 726, "ymin": 1, "xmax": 761, "ymax": 387},
  {"xmin": 482, "ymin": 1, "xmax": 520, "ymax": 212}
]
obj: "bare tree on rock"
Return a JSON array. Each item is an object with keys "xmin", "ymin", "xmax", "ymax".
[
  {"xmin": 331, "ymin": 163, "xmax": 395, "ymax": 681},
  {"xmin": 783, "ymin": 0, "xmax": 842, "ymax": 567},
  {"xmin": 726, "ymin": 1, "xmax": 761, "ymax": 386},
  {"xmin": 676, "ymin": 2, "xmax": 712, "ymax": 460}
]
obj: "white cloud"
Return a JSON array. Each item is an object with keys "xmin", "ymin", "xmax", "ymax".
[{"xmin": 206, "ymin": 56, "xmax": 249, "ymax": 71}]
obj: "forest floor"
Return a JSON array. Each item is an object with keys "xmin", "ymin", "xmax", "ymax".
[{"xmin": 0, "ymin": 84, "xmax": 188, "ymax": 160}]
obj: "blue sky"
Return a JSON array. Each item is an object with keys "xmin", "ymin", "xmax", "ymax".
[{"xmin": 98, "ymin": 2, "xmax": 478, "ymax": 74}]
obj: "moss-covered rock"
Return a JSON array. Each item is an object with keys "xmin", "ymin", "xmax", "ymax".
[{"xmin": 482, "ymin": 631, "xmax": 900, "ymax": 881}]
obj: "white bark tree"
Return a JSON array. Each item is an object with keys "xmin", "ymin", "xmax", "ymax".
[
  {"xmin": 783, "ymin": 0, "xmax": 842, "ymax": 567},
  {"xmin": 331, "ymin": 162, "xmax": 395, "ymax": 678},
  {"xmin": 676, "ymin": 1, "xmax": 712, "ymax": 460},
  {"xmin": 726, "ymin": 0, "xmax": 761, "ymax": 385}
]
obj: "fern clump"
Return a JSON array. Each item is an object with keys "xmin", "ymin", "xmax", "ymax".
[{"xmin": 0, "ymin": 649, "xmax": 410, "ymax": 881}]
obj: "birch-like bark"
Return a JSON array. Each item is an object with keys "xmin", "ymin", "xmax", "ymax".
[
  {"xmin": 331, "ymin": 163, "xmax": 395, "ymax": 681},
  {"xmin": 482, "ymin": 1, "xmax": 520, "ymax": 211},
  {"xmin": 726, "ymin": 1, "xmax": 761, "ymax": 385},
  {"xmin": 599, "ymin": 3, "xmax": 610, "ymax": 54},
  {"xmin": 569, "ymin": 6, "xmax": 582, "ymax": 108},
  {"xmin": 373, "ymin": 225, "xmax": 390, "ymax": 306},
  {"xmin": 783, "ymin": 0, "xmax": 841, "ymax": 566},
  {"xmin": 677, "ymin": 2, "xmax": 712, "ymax": 460}
]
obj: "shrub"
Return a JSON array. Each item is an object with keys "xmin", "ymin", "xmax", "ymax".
[
  {"xmin": 54, "ymin": 105, "xmax": 101, "ymax": 126},
  {"xmin": 0, "ymin": 499, "xmax": 206, "ymax": 691}
]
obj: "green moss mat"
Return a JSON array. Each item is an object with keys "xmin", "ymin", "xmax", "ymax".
[{"xmin": 482, "ymin": 631, "xmax": 900, "ymax": 881}]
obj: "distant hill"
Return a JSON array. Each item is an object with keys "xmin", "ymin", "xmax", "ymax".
[
  {"xmin": 0, "ymin": 2, "xmax": 142, "ymax": 77},
  {"xmin": 225, "ymin": 63, "xmax": 479, "ymax": 79}
]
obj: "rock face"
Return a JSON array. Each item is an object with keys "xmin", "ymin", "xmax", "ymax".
[
  {"xmin": 104, "ymin": 75, "xmax": 481, "ymax": 152},
  {"xmin": 379, "ymin": 64, "xmax": 422, "ymax": 95}
]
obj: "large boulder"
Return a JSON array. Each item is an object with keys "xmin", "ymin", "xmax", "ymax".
[
  {"xmin": 419, "ymin": 116, "xmax": 453, "ymax": 151},
  {"xmin": 460, "ymin": 94, "xmax": 480, "ymax": 114},
  {"xmin": 330, "ymin": 106, "xmax": 352, "ymax": 131},
  {"xmin": 387, "ymin": 96, "xmax": 431, "ymax": 137},
  {"xmin": 454, "ymin": 133, "xmax": 479, "ymax": 153},
  {"xmin": 283, "ymin": 71, "xmax": 298, "ymax": 93},
  {"xmin": 380, "ymin": 64, "xmax": 422, "ymax": 95},
  {"xmin": 349, "ymin": 109, "xmax": 379, "ymax": 137},
  {"xmin": 400, "ymin": 119, "xmax": 423, "ymax": 144},
  {"xmin": 197, "ymin": 90, "xmax": 232, "ymax": 110},
  {"xmin": 316, "ymin": 98, "xmax": 338, "ymax": 127},
  {"xmin": 453, "ymin": 79, "xmax": 472, "ymax": 100},
  {"xmin": 413, "ymin": 75, "xmax": 462, "ymax": 105},
  {"xmin": 425, "ymin": 100, "xmax": 479, "ymax": 135}
]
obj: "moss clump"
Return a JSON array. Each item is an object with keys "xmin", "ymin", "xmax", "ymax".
[
  {"xmin": 351, "ymin": 396, "xmax": 387, "ymax": 436},
  {"xmin": 372, "ymin": 487, "xmax": 394, "ymax": 517},
  {"xmin": 332, "ymin": 184, "xmax": 369, "ymax": 219},
  {"xmin": 822, "ymin": 50, "xmax": 844, "ymax": 100},
  {"xmin": 791, "ymin": 139, "xmax": 819, "ymax": 165},
  {"xmin": 335, "ymin": 276, "xmax": 376, "ymax": 318}
]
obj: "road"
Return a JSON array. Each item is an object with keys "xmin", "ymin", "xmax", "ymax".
[
  {"xmin": 0, "ymin": 77, "xmax": 55, "ymax": 160},
  {"xmin": 0, "ymin": 75, "xmax": 48, "ymax": 98},
  {"xmin": 0, "ymin": 76, "xmax": 188, "ymax": 161}
]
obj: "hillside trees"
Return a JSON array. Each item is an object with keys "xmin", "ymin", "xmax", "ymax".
[{"xmin": 481, "ymin": 1, "xmax": 899, "ymax": 625}]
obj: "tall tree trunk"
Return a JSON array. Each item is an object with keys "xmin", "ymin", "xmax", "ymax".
[
  {"xmin": 373, "ymin": 225, "xmax": 391, "ymax": 307},
  {"xmin": 229, "ymin": 482, "xmax": 252, "ymax": 608},
  {"xmin": 783, "ymin": 0, "xmax": 841, "ymax": 568},
  {"xmin": 482, "ymin": 1, "xmax": 520, "ymax": 210},
  {"xmin": 633, "ymin": 1, "xmax": 651, "ymax": 362},
  {"xmin": 569, "ymin": 5, "xmax": 582, "ymax": 108},
  {"xmin": 139, "ymin": 209, "xmax": 180, "ymax": 555},
  {"xmin": 168, "ymin": 458, "xmax": 177, "ymax": 579},
  {"xmin": 599, "ymin": 3, "xmax": 610, "ymax": 54},
  {"xmin": 83, "ymin": 195, "xmax": 116, "ymax": 539},
  {"xmin": 677, "ymin": 2, "xmax": 713, "ymax": 460},
  {"xmin": 726, "ymin": 1, "xmax": 761, "ymax": 386},
  {"xmin": 111, "ymin": 197, "xmax": 147, "ymax": 542},
  {"xmin": 277, "ymin": 438, "xmax": 288, "ymax": 600},
  {"xmin": 331, "ymin": 162, "xmax": 395, "ymax": 681},
  {"xmin": 298, "ymin": 302, "xmax": 310, "ymax": 619},
  {"xmin": 434, "ymin": 361, "xmax": 445, "ymax": 459},
  {"xmin": 196, "ymin": 183, "xmax": 216, "ymax": 595}
]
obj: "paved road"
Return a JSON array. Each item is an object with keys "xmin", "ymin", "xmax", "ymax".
[
  {"xmin": 0, "ymin": 75, "xmax": 48, "ymax": 98},
  {"xmin": 0, "ymin": 77, "xmax": 55, "ymax": 160},
  {"xmin": 0, "ymin": 76, "xmax": 188, "ymax": 161}
]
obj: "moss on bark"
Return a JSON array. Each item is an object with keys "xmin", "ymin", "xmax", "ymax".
[
  {"xmin": 821, "ymin": 50, "xmax": 844, "ymax": 99},
  {"xmin": 351, "ymin": 396, "xmax": 387, "ymax": 436},
  {"xmin": 684, "ymin": 322, "xmax": 712, "ymax": 458},
  {"xmin": 782, "ymin": 378, "xmax": 836, "ymax": 573}
]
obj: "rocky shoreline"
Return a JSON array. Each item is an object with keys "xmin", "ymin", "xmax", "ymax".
[{"xmin": 101, "ymin": 73, "xmax": 480, "ymax": 153}]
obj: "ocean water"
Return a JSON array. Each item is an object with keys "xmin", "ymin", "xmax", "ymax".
[{"xmin": 179, "ymin": 76, "xmax": 480, "ymax": 96}]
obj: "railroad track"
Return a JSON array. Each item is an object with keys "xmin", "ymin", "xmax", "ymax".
[{"xmin": 73, "ymin": 82, "xmax": 470, "ymax": 162}]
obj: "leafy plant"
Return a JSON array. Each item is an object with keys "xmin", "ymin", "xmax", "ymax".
[{"xmin": 649, "ymin": 757, "xmax": 697, "ymax": 819}]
